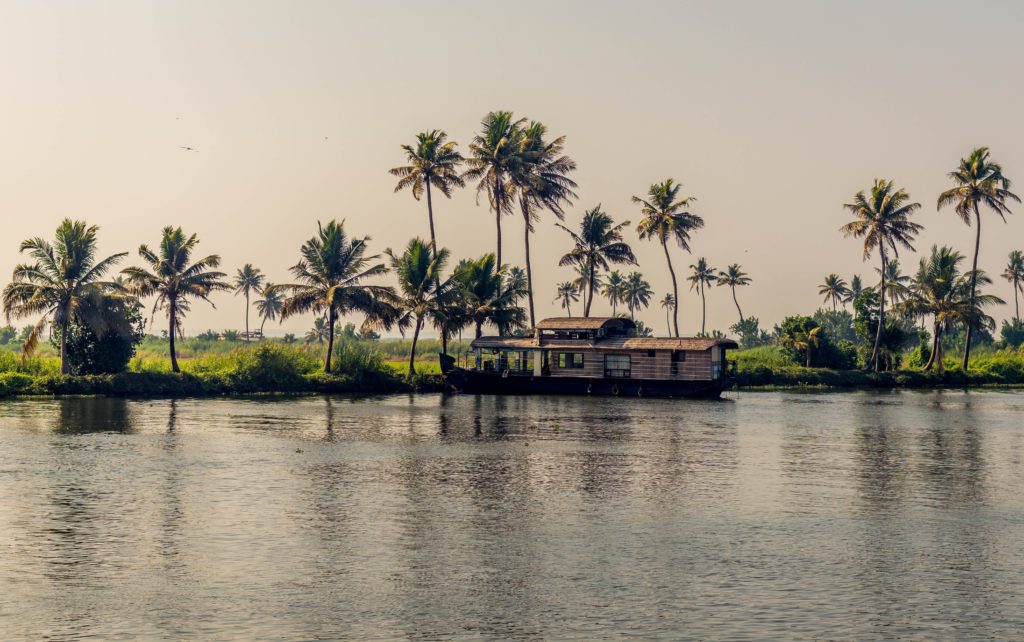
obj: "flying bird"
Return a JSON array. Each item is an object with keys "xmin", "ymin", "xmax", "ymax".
[{"xmin": 179, "ymin": 146, "xmax": 197, "ymax": 152}]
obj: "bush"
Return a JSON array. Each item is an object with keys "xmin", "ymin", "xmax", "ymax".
[
  {"xmin": 1002, "ymin": 319, "xmax": 1024, "ymax": 349},
  {"xmin": 226, "ymin": 344, "xmax": 318, "ymax": 392}
]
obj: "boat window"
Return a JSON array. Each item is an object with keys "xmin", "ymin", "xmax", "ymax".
[
  {"xmin": 604, "ymin": 354, "xmax": 631, "ymax": 378},
  {"xmin": 558, "ymin": 352, "xmax": 584, "ymax": 368},
  {"xmin": 672, "ymin": 351, "xmax": 687, "ymax": 362},
  {"xmin": 647, "ymin": 350, "xmax": 656, "ymax": 358}
]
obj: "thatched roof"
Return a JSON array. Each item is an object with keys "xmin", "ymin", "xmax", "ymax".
[{"xmin": 535, "ymin": 317, "xmax": 636, "ymax": 331}]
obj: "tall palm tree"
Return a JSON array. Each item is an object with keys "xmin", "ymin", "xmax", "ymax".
[
  {"xmin": 601, "ymin": 270, "xmax": 626, "ymax": 316},
  {"xmin": 2, "ymin": 219, "xmax": 127, "ymax": 373},
  {"xmin": 841, "ymin": 179, "xmax": 923, "ymax": 371},
  {"xmin": 452, "ymin": 254, "xmax": 527, "ymax": 338},
  {"xmin": 687, "ymin": 258, "xmax": 716, "ymax": 335},
  {"xmin": 305, "ymin": 317, "xmax": 329, "ymax": 344},
  {"xmin": 233, "ymin": 263, "xmax": 265, "ymax": 340},
  {"xmin": 717, "ymin": 264, "xmax": 751, "ymax": 322},
  {"xmin": 385, "ymin": 238, "xmax": 454, "ymax": 377},
  {"xmin": 463, "ymin": 111, "xmax": 527, "ymax": 276},
  {"xmin": 556, "ymin": 206, "xmax": 637, "ymax": 317},
  {"xmin": 255, "ymin": 284, "xmax": 283, "ymax": 335},
  {"xmin": 389, "ymin": 130, "xmax": 465, "ymax": 256},
  {"xmin": 818, "ymin": 274, "xmax": 850, "ymax": 311},
  {"xmin": 1001, "ymin": 250, "xmax": 1024, "ymax": 322},
  {"xmin": 554, "ymin": 281, "xmax": 580, "ymax": 317},
  {"xmin": 121, "ymin": 227, "xmax": 228, "ymax": 373},
  {"xmin": 660, "ymin": 293, "xmax": 675, "ymax": 336},
  {"xmin": 938, "ymin": 147, "xmax": 1020, "ymax": 369},
  {"xmin": 633, "ymin": 179, "xmax": 704, "ymax": 337},
  {"xmin": 623, "ymin": 272, "xmax": 653, "ymax": 320},
  {"xmin": 274, "ymin": 220, "xmax": 397, "ymax": 373},
  {"xmin": 511, "ymin": 121, "xmax": 578, "ymax": 327}
]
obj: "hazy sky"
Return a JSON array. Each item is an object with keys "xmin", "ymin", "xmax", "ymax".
[{"xmin": 2, "ymin": 0, "xmax": 1023, "ymax": 337}]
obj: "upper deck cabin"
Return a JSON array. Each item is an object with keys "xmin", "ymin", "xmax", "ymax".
[{"xmin": 470, "ymin": 317, "xmax": 738, "ymax": 382}]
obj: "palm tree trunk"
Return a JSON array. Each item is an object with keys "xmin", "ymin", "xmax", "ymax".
[
  {"xmin": 806, "ymin": 344, "xmax": 813, "ymax": 368},
  {"xmin": 59, "ymin": 315, "xmax": 70, "ymax": 375},
  {"xmin": 870, "ymin": 248, "xmax": 886, "ymax": 372},
  {"xmin": 963, "ymin": 203, "xmax": 982, "ymax": 370},
  {"xmin": 408, "ymin": 316, "xmax": 422, "ymax": 378},
  {"xmin": 324, "ymin": 307, "xmax": 336, "ymax": 373},
  {"xmin": 924, "ymin": 319, "xmax": 940, "ymax": 371},
  {"xmin": 732, "ymin": 285, "xmax": 744, "ymax": 323},
  {"xmin": 475, "ymin": 319, "xmax": 483, "ymax": 339},
  {"xmin": 260, "ymin": 316, "xmax": 267, "ymax": 335},
  {"xmin": 494, "ymin": 175, "xmax": 503, "ymax": 281},
  {"xmin": 585, "ymin": 261, "xmax": 596, "ymax": 317},
  {"xmin": 567, "ymin": 299, "xmax": 572, "ymax": 318},
  {"xmin": 700, "ymin": 284, "xmax": 706, "ymax": 335},
  {"xmin": 425, "ymin": 176, "xmax": 437, "ymax": 257},
  {"xmin": 665, "ymin": 307, "xmax": 671, "ymax": 336},
  {"xmin": 169, "ymin": 301, "xmax": 180, "ymax": 373},
  {"xmin": 244, "ymin": 291, "xmax": 250, "ymax": 340},
  {"xmin": 522, "ymin": 206, "xmax": 536, "ymax": 328},
  {"xmin": 1015, "ymin": 278, "xmax": 1020, "ymax": 321},
  {"xmin": 662, "ymin": 240, "xmax": 680, "ymax": 337}
]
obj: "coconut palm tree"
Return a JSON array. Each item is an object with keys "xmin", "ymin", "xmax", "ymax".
[
  {"xmin": 938, "ymin": 147, "xmax": 1020, "ymax": 369},
  {"xmin": 121, "ymin": 226, "xmax": 228, "ymax": 373},
  {"xmin": 452, "ymin": 253, "xmax": 527, "ymax": 338},
  {"xmin": 232, "ymin": 263, "xmax": 265, "ymax": 340},
  {"xmin": 781, "ymin": 326, "xmax": 822, "ymax": 368},
  {"xmin": 841, "ymin": 179, "xmax": 923, "ymax": 371},
  {"xmin": 601, "ymin": 270, "xmax": 626, "ymax": 316},
  {"xmin": 385, "ymin": 237, "xmax": 456, "ymax": 377},
  {"xmin": 818, "ymin": 274, "xmax": 849, "ymax": 311},
  {"xmin": 255, "ymin": 285, "xmax": 283, "ymax": 335},
  {"xmin": 659, "ymin": 293, "xmax": 675, "ymax": 336},
  {"xmin": 875, "ymin": 259, "xmax": 911, "ymax": 307},
  {"xmin": 554, "ymin": 281, "xmax": 580, "ymax": 317},
  {"xmin": 623, "ymin": 272, "xmax": 653, "ymax": 320},
  {"xmin": 633, "ymin": 179, "xmax": 704, "ymax": 337},
  {"xmin": 389, "ymin": 130, "xmax": 465, "ymax": 256},
  {"xmin": 462, "ymin": 111, "xmax": 528, "ymax": 276},
  {"xmin": 571, "ymin": 262, "xmax": 603, "ymax": 310},
  {"xmin": 717, "ymin": 264, "xmax": 751, "ymax": 322},
  {"xmin": 2, "ymin": 219, "xmax": 127, "ymax": 373},
  {"xmin": 556, "ymin": 206, "xmax": 637, "ymax": 317},
  {"xmin": 305, "ymin": 317, "xmax": 329, "ymax": 344},
  {"xmin": 274, "ymin": 220, "xmax": 397, "ymax": 373},
  {"xmin": 1002, "ymin": 250, "xmax": 1024, "ymax": 321},
  {"xmin": 511, "ymin": 121, "xmax": 578, "ymax": 327},
  {"xmin": 687, "ymin": 258, "xmax": 716, "ymax": 335}
]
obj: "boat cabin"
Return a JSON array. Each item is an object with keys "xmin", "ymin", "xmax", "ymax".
[{"xmin": 469, "ymin": 317, "xmax": 738, "ymax": 382}]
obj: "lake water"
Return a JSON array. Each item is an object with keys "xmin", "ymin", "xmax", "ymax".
[{"xmin": 1, "ymin": 391, "xmax": 1023, "ymax": 640}]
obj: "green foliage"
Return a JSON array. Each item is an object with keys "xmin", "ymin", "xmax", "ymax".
[
  {"xmin": 53, "ymin": 297, "xmax": 146, "ymax": 375},
  {"xmin": 812, "ymin": 308, "xmax": 856, "ymax": 343},
  {"xmin": 0, "ymin": 326, "xmax": 17, "ymax": 345},
  {"xmin": 730, "ymin": 317, "xmax": 770, "ymax": 349},
  {"xmin": 1000, "ymin": 319, "xmax": 1024, "ymax": 348}
]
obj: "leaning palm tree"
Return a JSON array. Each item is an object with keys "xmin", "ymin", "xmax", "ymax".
[
  {"xmin": 717, "ymin": 264, "xmax": 751, "ymax": 322},
  {"xmin": 462, "ymin": 111, "xmax": 528, "ymax": 275},
  {"xmin": 556, "ymin": 206, "xmax": 637, "ymax": 317},
  {"xmin": 1002, "ymin": 250, "xmax": 1024, "ymax": 321},
  {"xmin": 452, "ymin": 254, "xmax": 527, "ymax": 338},
  {"xmin": 601, "ymin": 270, "xmax": 626, "ymax": 316},
  {"xmin": 121, "ymin": 227, "xmax": 228, "ymax": 373},
  {"xmin": 389, "ymin": 130, "xmax": 465, "ymax": 256},
  {"xmin": 255, "ymin": 284, "xmax": 283, "ymax": 335},
  {"xmin": 841, "ymin": 179, "xmax": 923, "ymax": 371},
  {"xmin": 633, "ymin": 179, "xmax": 704, "ymax": 337},
  {"xmin": 2, "ymin": 219, "xmax": 127, "ymax": 373},
  {"xmin": 554, "ymin": 281, "xmax": 580, "ymax": 317},
  {"xmin": 623, "ymin": 272, "xmax": 653, "ymax": 320},
  {"xmin": 274, "ymin": 220, "xmax": 397, "ymax": 373},
  {"xmin": 938, "ymin": 147, "xmax": 1020, "ymax": 368},
  {"xmin": 818, "ymin": 274, "xmax": 849, "ymax": 311},
  {"xmin": 687, "ymin": 258, "xmax": 716, "ymax": 335},
  {"xmin": 232, "ymin": 263, "xmax": 265, "ymax": 340},
  {"xmin": 659, "ymin": 293, "xmax": 676, "ymax": 336},
  {"xmin": 385, "ymin": 238, "xmax": 454, "ymax": 377}
]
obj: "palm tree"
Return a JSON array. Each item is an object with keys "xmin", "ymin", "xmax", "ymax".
[
  {"xmin": 717, "ymin": 264, "xmax": 751, "ymax": 322},
  {"xmin": 601, "ymin": 270, "xmax": 626, "ymax": 316},
  {"xmin": 818, "ymin": 274, "xmax": 850, "ymax": 311},
  {"xmin": 938, "ymin": 147, "xmax": 1020, "ymax": 369},
  {"xmin": 841, "ymin": 179, "xmax": 923, "ymax": 371},
  {"xmin": 659, "ymin": 293, "xmax": 675, "ymax": 336},
  {"xmin": 452, "ymin": 254, "xmax": 527, "ymax": 338},
  {"xmin": 232, "ymin": 263, "xmax": 265, "ymax": 340},
  {"xmin": 2, "ymin": 219, "xmax": 127, "ymax": 373},
  {"xmin": 556, "ymin": 206, "xmax": 637, "ymax": 317},
  {"xmin": 846, "ymin": 275, "xmax": 864, "ymax": 308},
  {"xmin": 463, "ymin": 111, "xmax": 527, "ymax": 276},
  {"xmin": 511, "ymin": 121, "xmax": 578, "ymax": 327},
  {"xmin": 385, "ymin": 238, "xmax": 454, "ymax": 377},
  {"xmin": 623, "ymin": 272, "xmax": 653, "ymax": 320},
  {"xmin": 389, "ymin": 130, "xmax": 465, "ymax": 256},
  {"xmin": 1002, "ymin": 250, "xmax": 1024, "ymax": 321},
  {"xmin": 875, "ymin": 259, "xmax": 911, "ymax": 307},
  {"xmin": 781, "ymin": 326, "xmax": 822, "ymax": 368},
  {"xmin": 571, "ymin": 262, "xmax": 603, "ymax": 309},
  {"xmin": 633, "ymin": 179, "xmax": 704, "ymax": 337},
  {"xmin": 554, "ymin": 282, "xmax": 580, "ymax": 317},
  {"xmin": 122, "ymin": 226, "xmax": 228, "ymax": 373},
  {"xmin": 255, "ymin": 285, "xmax": 283, "ymax": 335},
  {"xmin": 305, "ymin": 317, "xmax": 329, "ymax": 344},
  {"xmin": 274, "ymin": 220, "xmax": 397, "ymax": 373},
  {"xmin": 687, "ymin": 258, "xmax": 716, "ymax": 335}
]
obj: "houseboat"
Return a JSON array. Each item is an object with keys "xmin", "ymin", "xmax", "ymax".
[{"xmin": 439, "ymin": 317, "xmax": 737, "ymax": 398}]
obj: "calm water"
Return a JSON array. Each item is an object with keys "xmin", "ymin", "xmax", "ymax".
[{"xmin": 1, "ymin": 391, "xmax": 1023, "ymax": 641}]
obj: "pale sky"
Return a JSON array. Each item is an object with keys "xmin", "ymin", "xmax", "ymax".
[{"xmin": 2, "ymin": 0, "xmax": 1022, "ymax": 337}]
